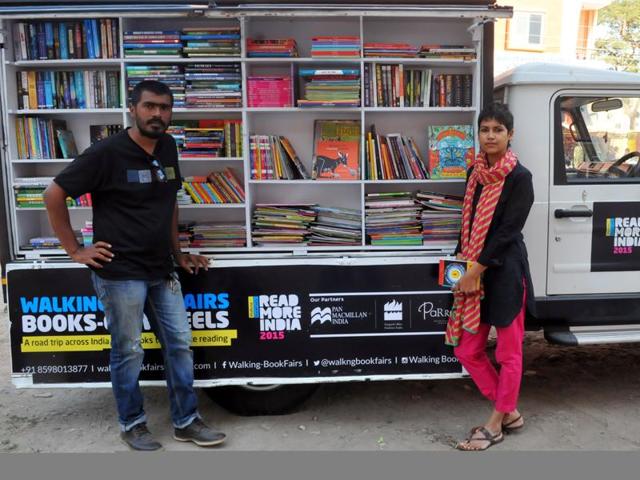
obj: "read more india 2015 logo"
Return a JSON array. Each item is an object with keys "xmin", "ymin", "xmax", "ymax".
[
  {"xmin": 605, "ymin": 216, "xmax": 640, "ymax": 253},
  {"xmin": 248, "ymin": 294, "xmax": 302, "ymax": 340}
]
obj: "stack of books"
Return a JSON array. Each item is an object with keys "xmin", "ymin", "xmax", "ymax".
[
  {"xmin": 181, "ymin": 178, "xmax": 230, "ymax": 204},
  {"xmin": 13, "ymin": 177, "xmax": 91, "ymax": 208},
  {"xmin": 167, "ymin": 124, "xmax": 186, "ymax": 151},
  {"xmin": 308, "ymin": 206, "xmax": 362, "ymax": 246},
  {"xmin": 250, "ymin": 135, "xmax": 309, "ymax": 180},
  {"xmin": 13, "ymin": 177, "xmax": 51, "ymax": 208},
  {"xmin": 247, "ymin": 38, "xmax": 298, "ymax": 57},
  {"xmin": 417, "ymin": 192, "xmax": 463, "ymax": 246},
  {"xmin": 123, "ymin": 30, "xmax": 182, "ymax": 58},
  {"xmin": 15, "ymin": 117, "xmax": 68, "ymax": 159},
  {"xmin": 311, "ymin": 36, "xmax": 360, "ymax": 58},
  {"xmin": 247, "ymin": 76, "xmax": 293, "ymax": 107},
  {"xmin": 251, "ymin": 204, "xmax": 317, "ymax": 246},
  {"xmin": 223, "ymin": 119, "xmax": 243, "ymax": 157},
  {"xmin": 181, "ymin": 26, "xmax": 241, "ymax": 57},
  {"xmin": 190, "ymin": 223, "xmax": 247, "ymax": 248},
  {"xmin": 178, "ymin": 222, "xmax": 194, "ymax": 248},
  {"xmin": 365, "ymin": 128, "xmax": 429, "ymax": 180},
  {"xmin": 126, "ymin": 65, "xmax": 185, "ymax": 107},
  {"xmin": 418, "ymin": 45, "xmax": 476, "ymax": 60},
  {"xmin": 170, "ymin": 120, "xmax": 242, "ymax": 158},
  {"xmin": 28, "ymin": 237, "xmax": 62, "ymax": 250},
  {"xmin": 365, "ymin": 192, "xmax": 422, "ymax": 246},
  {"xmin": 403, "ymin": 68, "xmax": 433, "ymax": 107},
  {"xmin": 14, "ymin": 184, "xmax": 47, "ymax": 208},
  {"xmin": 68, "ymin": 193, "xmax": 92, "ymax": 207},
  {"xmin": 182, "ymin": 126, "xmax": 225, "ymax": 158},
  {"xmin": 13, "ymin": 19, "xmax": 120, "ymax": 60},
  {"xmin": 364, "ymin": 64, "xmax": 401, "ymax": 107},
  {"xmin": 176, "ymin": 186, "xmax": 193, "ymax": 205},
  {"xmin": 298, "ymin": 68, "xmax": 360, "ymax": 108},
  {"xmin": 16, "ymin": 70, "xmax": 121, "ymax": 110},
  {"xmin": 207, "ymin": 168, "xmax": 245, "ymax": 202},
  {"xmin": 182, "ymin": 168, "xmax": 245, "ymax": 204},
  {"xmin": 363, "ymin": 42, "xmax": 418, "ymax": 58},
  {"xmin": 430, "ymin": 74, "xmax": 473, "ymax": 108},
  {"xmin": 184, "ymin": 63, "xmax": 242, "ymax": 108}
]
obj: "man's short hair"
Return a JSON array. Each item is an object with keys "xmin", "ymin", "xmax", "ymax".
[{"xmin": 129, "ymin": 80, "xmax": 174, "ymax": 106}]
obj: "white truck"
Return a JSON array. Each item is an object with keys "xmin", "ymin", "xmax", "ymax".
[
  {"xmin": 495, "ymin": 62, "xmax": 640, "ymax": 346},
  {"xmin": 2, "ymin": 1, "xmax": 638, "ymax": 416}
]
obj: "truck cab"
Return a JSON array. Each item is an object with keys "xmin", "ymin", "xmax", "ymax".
[{"xmin": 496, "ymin": 63, "xmax": 640, "ymax": 345}]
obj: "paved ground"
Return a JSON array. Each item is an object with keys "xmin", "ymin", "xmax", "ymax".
[{"xmin": 2, "ymin": 304, "xmax": 640, "ymax": 452}]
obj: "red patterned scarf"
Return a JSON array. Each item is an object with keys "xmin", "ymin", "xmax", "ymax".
[{"xmin": 444, "ymin": 149, "xmax": 518, "ymax": 347}]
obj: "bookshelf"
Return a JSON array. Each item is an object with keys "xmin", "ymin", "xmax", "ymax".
[{"xmin": 0, "ymin": 8, "xmax": 496, "ymax": 258}]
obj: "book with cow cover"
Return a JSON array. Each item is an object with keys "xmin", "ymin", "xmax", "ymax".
[{"xmin": 312, "ymin": 119, "xmax": 360, "ymax": 180}]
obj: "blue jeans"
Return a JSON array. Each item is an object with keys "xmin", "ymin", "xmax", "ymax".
[{"xmin": 91, "ymin": 271, "xmax": 199, "ymax": 431}]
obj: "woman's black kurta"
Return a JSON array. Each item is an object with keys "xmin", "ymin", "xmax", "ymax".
[{"xmin": 454, "ymin": 161, "xmax": 536, "ymax": 327}]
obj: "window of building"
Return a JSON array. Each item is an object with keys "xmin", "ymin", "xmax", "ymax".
[{"xmin": 507, "ymin": 11, "xmax": 545, "ymax": 50}]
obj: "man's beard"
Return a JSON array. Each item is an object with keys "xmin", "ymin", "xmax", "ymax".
[{"xmin": 136, "ymin": 117, "xmax": 167, "ymax": 139}]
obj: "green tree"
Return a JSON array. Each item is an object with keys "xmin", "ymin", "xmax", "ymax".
[{"xmin": 595, "ymin": 0, "xmax": 640, "ymax": 71}]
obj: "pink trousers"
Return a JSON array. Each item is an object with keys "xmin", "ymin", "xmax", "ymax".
[{"xmin": 453, "ymin": 289, "xmax": 526, "ymax": 413}]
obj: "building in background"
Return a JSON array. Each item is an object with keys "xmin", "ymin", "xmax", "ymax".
[{"xmin": 495, "ymin": 0, "xmax": 612, "ymax": 74}]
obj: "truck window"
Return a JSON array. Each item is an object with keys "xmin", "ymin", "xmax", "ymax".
[{"xmin": 555, "ymin": 95, "xmax": 640, "ymax": 184}]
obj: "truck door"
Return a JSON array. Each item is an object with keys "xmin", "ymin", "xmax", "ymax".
[{"xmin": 547, "ymin": 91, "xmax": 640, "ymax": 294}]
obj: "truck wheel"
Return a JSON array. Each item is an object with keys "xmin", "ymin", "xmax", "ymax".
[{"xmin": 204, "ymin": 384, "xmax": 319, "ymax": 416}]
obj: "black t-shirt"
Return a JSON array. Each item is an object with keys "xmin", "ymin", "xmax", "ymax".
[{"xmin": 54, "ymin": 128, "xmax": 181, "ymax": 280}]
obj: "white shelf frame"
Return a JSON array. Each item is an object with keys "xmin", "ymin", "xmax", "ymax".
[{"xmin": 0, "ymin": 9, "xmax": 485, "ymax": 259}]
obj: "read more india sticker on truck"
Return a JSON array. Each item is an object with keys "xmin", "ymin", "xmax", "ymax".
[{"xmin": 591, "ymin": 202, "xmax": 640, "ymax": 272}]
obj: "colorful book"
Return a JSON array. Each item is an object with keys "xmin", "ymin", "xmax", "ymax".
[
  {"xmin": 55, "ymin": 129, "xmax": 78, "ymax": 158},
  {"xmin": 312, "ymin": 120, "xmax": 360, "ymax": 180},
  {"xmin": 438, "ymin": 259, "xmax": 479, "ymax": 288},
  {"xmin": 427, "ymin": 125, "xmax": 474, "ymax": 179}
]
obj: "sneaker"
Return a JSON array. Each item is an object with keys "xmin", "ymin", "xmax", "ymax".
[
  {"xmin": 173, "ymin": 418, "xmax": 226, "ymax": 447},
  {"xmin": 120, "ymin": 423, "xmax": 162, "ymax": 451}
]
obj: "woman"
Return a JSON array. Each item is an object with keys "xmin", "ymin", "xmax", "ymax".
[{"xmin": 446, "ymin": 102, "xmax": 535, "ymax": 451}]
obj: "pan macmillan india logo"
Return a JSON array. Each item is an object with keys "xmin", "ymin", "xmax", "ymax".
[{"xmin": 606, "ymin": 216, "xmax": 640, "ymax": 254}]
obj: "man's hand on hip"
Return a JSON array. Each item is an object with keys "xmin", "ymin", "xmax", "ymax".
[
  {"xmin": 71, "ymin": 241, "xmax": 114, "ymax": 269},
  {"xmin": 176, "ymin": 253, "xmax": 209, "ymax": 274}
]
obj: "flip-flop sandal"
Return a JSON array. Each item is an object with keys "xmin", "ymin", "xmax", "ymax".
[
  {"xmin": 470, "ymin": 416, "xmax": 525, "ymax": 436},
  {"xmin": 455, "ymin": 426, "xmax": 504, "ymax": 452},
  {"xmin": 502, "ymin": 415, "xmax": 525, "ymax": 434}
]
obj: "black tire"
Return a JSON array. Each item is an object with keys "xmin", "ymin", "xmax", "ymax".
[{"xmin": 204, "ymin": 384, "xmax": 320, "ymax": 416}]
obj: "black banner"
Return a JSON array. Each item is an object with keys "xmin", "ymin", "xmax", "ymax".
[
  {"xmin": 591, "ymin": 202, "xmax": 640, "ymax": 272},
  {"xmin": 8, "ymin": 261, "xmax": 461, "ymax": 385}
]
